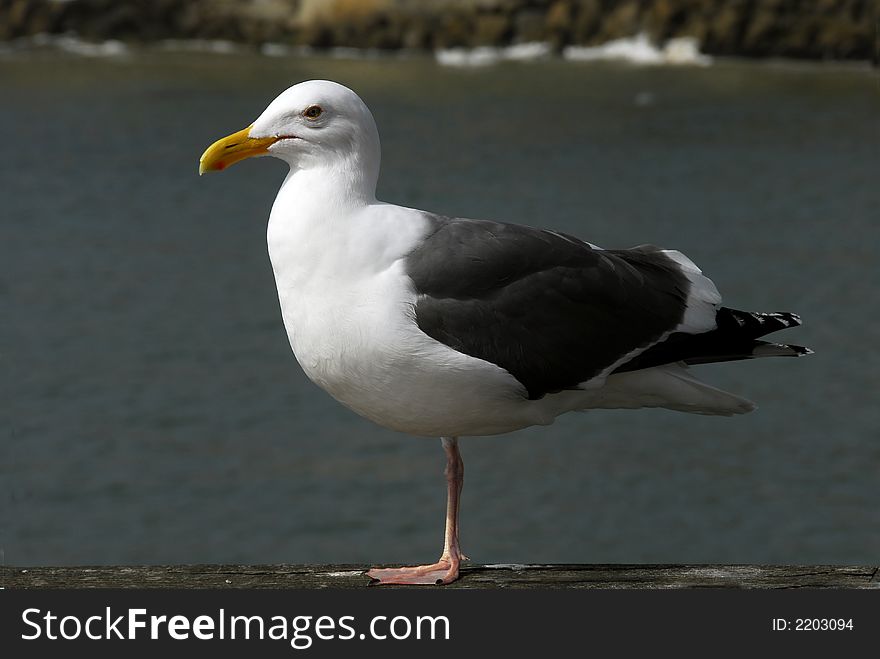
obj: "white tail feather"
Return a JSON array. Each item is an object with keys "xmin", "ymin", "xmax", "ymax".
[
  {"xmin": 599, "ymin": 363, "xmax": 755, "ymax": 416},
  {"xmin": 661, "ymin": 249, "xmax": 722, "ymax": 334}
]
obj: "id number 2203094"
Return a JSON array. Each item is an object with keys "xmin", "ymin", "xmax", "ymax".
[{"xmin": 772, "ymin": 618, "xmax": 853, "ymax": 631}]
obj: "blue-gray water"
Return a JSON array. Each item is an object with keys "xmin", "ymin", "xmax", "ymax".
[{"xmin": 2, "ymin": 51, "xmax": 878, "ymax": 567}]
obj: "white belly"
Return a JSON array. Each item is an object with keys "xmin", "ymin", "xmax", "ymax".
[{"xmin": 274, "ymin": 258, "xmax": 539, "ymax": 437}]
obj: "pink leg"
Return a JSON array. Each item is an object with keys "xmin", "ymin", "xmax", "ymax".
[{"xmin": 367, "ymin": 437, "xmax": 466, "ymax": 585}]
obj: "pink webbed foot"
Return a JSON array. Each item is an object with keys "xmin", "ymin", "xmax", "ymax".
[
  {"xmin": 367, "ymin": 557, "xmax": 460, "ymax": 585},
  {"xmin": 367, "ymin": 438, "xmax": 466, "ymax": 586}
]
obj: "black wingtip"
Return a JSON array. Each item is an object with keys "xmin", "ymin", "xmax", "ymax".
[
  {"xmin": 768, "ymin": 311, "xmax": 802, "ymax": 328},
  {"xmin": 752, "ymin": 342, "xmax": 813, "ymax": 358},
  {"xmin": 718, "ymin": 308, "xmax": 805, "ymax": 336}
]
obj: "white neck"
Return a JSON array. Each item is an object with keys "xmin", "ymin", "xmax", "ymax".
[
  {"xmin": 265, "ymin": 160, "xmax": 381, "ymax": 302},
  {"xmin": 278, "ymin": 166, "xmax": 375, "ymax": 217}
]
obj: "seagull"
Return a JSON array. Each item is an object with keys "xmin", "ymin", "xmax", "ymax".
[{"xmin": 199, "ymin": 80, "xmax": 811, "ymax": 585}]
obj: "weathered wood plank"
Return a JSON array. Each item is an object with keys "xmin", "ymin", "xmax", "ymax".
[{"xmin": 2, "ymin": 564, "xmax": 877, "ymax": 589}]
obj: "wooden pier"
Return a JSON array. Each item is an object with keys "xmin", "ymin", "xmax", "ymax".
[{"xmin": 3, "ymin": 564, "xmax": 877, "ymax": 589}]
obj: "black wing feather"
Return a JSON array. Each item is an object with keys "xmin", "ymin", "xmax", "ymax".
[
  {"xmin": 406, "ymin": 216, "xmax": 690, "ymax": 399},
  {"xmin": 613, "ymin": 309, "xmax": 810, "ymax": 372}
]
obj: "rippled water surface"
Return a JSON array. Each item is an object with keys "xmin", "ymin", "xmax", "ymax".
[{"xmin": 2, "ymin": 51, "xmax": 878, "ymax": 566}]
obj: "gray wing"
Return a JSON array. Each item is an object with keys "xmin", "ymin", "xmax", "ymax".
[{"xmin": 404, "ymin": 215, "xmax": 691, "ymax": 399}]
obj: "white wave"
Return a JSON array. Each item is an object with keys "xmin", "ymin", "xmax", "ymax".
[
  {"xmin": 4, "ymin": 33, "xmax": 129, "ymax": 57},
  {"xmin": 435, "ymin": 41, "xmax": 552, "ymax": 67},
  {"xmin": 260, "ymin": 42, "xmax": 319, "ymax": 58},
  {"xmin": 158, "ymin": 39, "xmax": 241, "ymax": 54},
  {"xmin": 662, "ymin": 36, "xmax": 712, "ymax": 65},
  {"xmin": 501, "ymin": 41, "xmax": 552, "ymax": 61},
  {"xmin": 328, "ymin": 46, "xmax": 398, "ymax": 60},
  {"xmin": 261, "ymin": 42, "xmax": 291, "ymax": 57},
  {"xmin": 260, "ymin": 42, "xmax": 286, "ymax": 57},
  {"xmin": 564, "ymin": 33, "xmax": 711, "ymax": 66},
  {"xmin": 53, "ymin": 35, "xmax": 128, "ymax": 57},
  {"xmin": 260, "ymin": 44, "xmax": 419, "ymax": 61},
  {"xmin": 436, "ymin": 46, "xmax": 500, "ymax": 67}
]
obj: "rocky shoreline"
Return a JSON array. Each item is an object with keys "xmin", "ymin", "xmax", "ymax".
[{"xmin": 0, "ymin": 0, "xmax": 875, "ymax": 62}]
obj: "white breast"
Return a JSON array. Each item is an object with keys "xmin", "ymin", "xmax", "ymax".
[{"xmin": 266, "ymin": 195, "xmax": 536, "ymax": 437}]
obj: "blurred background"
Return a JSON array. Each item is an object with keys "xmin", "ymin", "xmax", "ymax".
[
  {"xmin": 1, "ymin": 1, "xmax": 878, "ymax": 569},
  {"xmin": 1, "ymin": 0, "xmax": 876, "ymax": 60}
]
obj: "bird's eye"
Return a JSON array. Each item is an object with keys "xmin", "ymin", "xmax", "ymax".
[{"xmin": 303, "ymin": 105, "xmax": 323, "ymax": 120}]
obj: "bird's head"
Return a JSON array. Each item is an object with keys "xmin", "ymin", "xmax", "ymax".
[{"xmin": 199, "ymin": 80, "xmax": 381, "ymax": 183}]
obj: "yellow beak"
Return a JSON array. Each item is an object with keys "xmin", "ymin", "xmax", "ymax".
[{"xmin": 199, "ymin": 125, "xmax": 279, "ymax": 175}]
